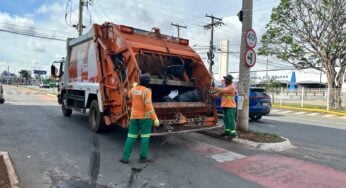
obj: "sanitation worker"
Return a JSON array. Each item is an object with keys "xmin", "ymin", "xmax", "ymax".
[
  {"xmin": 213, "ymin": 74, "xmax": 237, "ymax": 139},
  {"xmin": 120, "ymin": 74, "xmax": 160, "ymax": 164}
]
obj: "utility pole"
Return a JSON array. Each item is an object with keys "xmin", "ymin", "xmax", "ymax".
[
  {"xmin": 7, "ymin": 65, "xmax": 9, "ymax": 85},
  {"xmin": 73, "ymin": 0, "xmax": 89, "ymax": 36},
  {"xmin": 171, "ymin": 22, "xmax": 187, "ymax": 39},
  {"xmin": 237, "ymin": 0, "xmax": 253, "ymax": 132},
  {"xmin": 266, "ymin": 37, "xmax": 269, "ymax": 84},
  {"xmin": 204, "ymin": 14, "xmax": 224, "ymax": 74},
  {"xmin": 77, "ymin": 0, "xmax": 84, "ymax": 36}
]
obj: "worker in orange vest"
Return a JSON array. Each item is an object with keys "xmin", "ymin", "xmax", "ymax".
[
  {"xmin": 120, "ymin": 74, "xmax": 160, "ymax": 164},
  {"xmin": 213, "ymin": 74, "xmax": 237, "ymax": 138}
]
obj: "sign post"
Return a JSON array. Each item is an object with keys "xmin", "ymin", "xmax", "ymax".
[{"xmin": 237, "ymin": 1, "xmax": 256, "ymax": 132}]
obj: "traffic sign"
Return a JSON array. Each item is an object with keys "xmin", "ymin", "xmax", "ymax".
[
  {"xmin": 244, "ymin": 49, "xmax": 256, "ymax": 67},
  {"xmin": 34, "ymin": 70, "xmax": 47, "ymax": 75},
  {"xmin": 245, "ymin": 29, "xmax": 257, "ymax": 49}
]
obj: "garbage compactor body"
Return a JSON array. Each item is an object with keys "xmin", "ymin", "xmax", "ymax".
[{"xmin": 54, "ymin": 23, "xmax": 219, "ymax": 135}]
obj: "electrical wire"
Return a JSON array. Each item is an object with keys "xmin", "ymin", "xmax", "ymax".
[{"xmin": 0, "ymin": 28, "xmax": 66, "ymax": 41}]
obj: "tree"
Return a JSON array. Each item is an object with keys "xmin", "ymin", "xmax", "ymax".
[
  {"xmin": 260, "ymin": 78, "xmax": 282, "ymax": 94},
  {"xmin": 259, "ymin": 0, "xmax": 346, "ymax": 109},
  {"xmin": 18, "ymin": 70, "xmax": 32, "ymax": 83}
]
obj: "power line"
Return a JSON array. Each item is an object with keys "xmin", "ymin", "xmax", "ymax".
[
  {"xmin": 0, "ymin": 28, "xmax": 66, "ymax": 41},
  {"xmin": 0, "ymin": 22, "xmax": 75, "ymax": 35}
]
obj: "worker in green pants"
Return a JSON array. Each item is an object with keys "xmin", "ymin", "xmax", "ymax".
[
  {"xmin": 213, "ymin": 74, "xmax": 237, "ymax": 138},
  {"xmin": 120, "ymin": 74, "xmax": 160, "ymax": 164}
]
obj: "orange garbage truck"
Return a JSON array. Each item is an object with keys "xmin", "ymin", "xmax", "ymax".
[{"xmin": 51, "ymin": 22, "xmax": 219, "ymax": 135}]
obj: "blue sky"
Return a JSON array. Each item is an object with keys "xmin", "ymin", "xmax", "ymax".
[
  {"xmin": 0, "ymin": 0, "xmax": 59, "ymax": 15},
  {"xmin": 0, "ymin": 0, "xmax": 288, "ymax": 76}
]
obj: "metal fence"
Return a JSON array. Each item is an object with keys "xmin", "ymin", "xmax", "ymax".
[{"xmin": 269, "ymin": 88, "xmax": 346, "ymax": 110}]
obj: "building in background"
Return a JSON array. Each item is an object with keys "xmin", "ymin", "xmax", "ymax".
[
  {"xmin": 0, "ymin": 71, "xmax": 16, "ymax": 83},
  {"xmin": 216, "ymin": 40, "xmax": 229, "ymax": 80},
  {"xmin": 229, "ymin": 68, "xmax": 346, "ymax": 89}
]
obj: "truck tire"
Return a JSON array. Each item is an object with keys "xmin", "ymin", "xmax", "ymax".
[
  {"xmin": 250, "ymin": 115, "xmax": 262, "ymax": 121},
  {"xmin": 61, "ymin": 93, "xmax": 72, "ymax": 117},
  {"xmin": 89, "ymin": 100, "xmax": 105, "ymax": 133}
]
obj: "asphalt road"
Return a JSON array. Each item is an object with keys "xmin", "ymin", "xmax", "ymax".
[
  {"xmin": 251, "ymin": 109, "xmax": 346, "ymax": 172},
  {"xmin": 1, "ymin": 85, "xmax": 346, "ymax": 188}
]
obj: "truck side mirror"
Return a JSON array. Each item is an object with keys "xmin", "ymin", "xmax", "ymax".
[{"xmin": 51, "ymin": 65, "xmax": 57, "ymax": 78}]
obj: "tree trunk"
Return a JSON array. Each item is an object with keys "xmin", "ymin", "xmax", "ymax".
[
  {"xmin": 327, "ymin": 78, "xmax": 336, "ymax": 110},
  {"xmin": 335, "ymin": 65, "xmax": 346, "ymax": 109}
]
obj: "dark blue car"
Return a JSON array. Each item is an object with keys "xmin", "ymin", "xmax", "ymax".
[{"xmin": 215, "ymin": 88, "xmax": 271, "ymax": 120}]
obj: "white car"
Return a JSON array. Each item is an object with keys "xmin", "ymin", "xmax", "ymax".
[{"xmin": 0, "ymin": 84, "xmax": 4, "ymax": 103}]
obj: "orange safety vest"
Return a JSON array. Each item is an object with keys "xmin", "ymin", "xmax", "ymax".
[
  {"xmin": 221, "ymin": 84, "xmax": 236, "ymax": 108},
  {"xmin": 128, "ymin": 85, "xmax": 158, "ymax": 120}
]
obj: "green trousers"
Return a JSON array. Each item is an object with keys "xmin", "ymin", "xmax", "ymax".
[
  {"xmin": 121, "ymin": 119, "xmax": 152, "ymax": 161},
  {"xmin": 224, "ymin": 108, "xmax": 237, "ymax": 136}
]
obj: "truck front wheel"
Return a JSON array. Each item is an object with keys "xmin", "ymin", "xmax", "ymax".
[
  {"xmin": 89, "ymin": 100, "xmax": 105, "ymax": 133},
  {"xmin": 61, "ymin": 94, "xmax": 72, "ymax": 117}
]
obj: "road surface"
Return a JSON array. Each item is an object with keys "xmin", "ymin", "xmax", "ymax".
[{"xmin": 1, "ymin": 85, "xmax": 346, "ymax": 188}]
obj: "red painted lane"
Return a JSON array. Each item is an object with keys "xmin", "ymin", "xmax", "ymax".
[{"xmin": 216, "ymin": 154, "xmax": 346, "ymax": 188}]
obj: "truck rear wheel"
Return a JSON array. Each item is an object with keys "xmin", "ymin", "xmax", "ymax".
[
  {"xmin": 61, "ymin": 94, "xmax": 72, "ymax": 117},
  {"xmin": 89, "ymin": 100, "xmax": 105, "ymax": 133}
]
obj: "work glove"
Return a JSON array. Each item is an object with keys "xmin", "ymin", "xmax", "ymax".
[
  {"xmin": 132, "ymin": 82, "xmax": 138, "ymax": 87},
  {"xmin": 154, "ymin": 119, "xmax": 160, "ymax": 127}
]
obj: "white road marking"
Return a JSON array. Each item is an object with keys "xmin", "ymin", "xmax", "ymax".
[
  {"xmin": 307, "ymin": 113, "xmax": 320, "ymax": 116},
  {"xmin": 280, "ymin": 110, "xmax": 293, "ymax": 114},
  {"xmin": 263, "ymin": 115, "xmax": 346, "ymax": 130},
  {"xmin": 209, "ymin": 151, "xmax": 246, "ymax": 163},
  {"xmin": 323, "ymin": 114, "xmax": 336, "ymax": 118},
  {"xmin": 271, "ymin": 109, "xmax": 280, "ymax": 113},
  {"xmin": 293, "ymin": 111, "xmax": 307, "ymax": 115},
  {"xmin": 340, "ymin": 116, "xmax": 346, "ymax": 119}
]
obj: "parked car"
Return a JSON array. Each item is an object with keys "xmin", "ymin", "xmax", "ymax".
[
  {"xmin": 215, "ymin": 87, "xmax": 271, "ymax": 120},
  {"xmin": 0, "ymin": 83, "xmax": 5, "ymax": 104}
]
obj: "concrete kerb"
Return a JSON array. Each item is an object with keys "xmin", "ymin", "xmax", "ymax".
[
  {"xmin": 0, "ymin": 152, "xmax": 19, "ymax": 188},
  {"xmin": 273, "ymin": 105, "xmax": 346, "ymax": 116},
  {"xmin": 233, "ymin": 137, "xmax": 296, "ymax": 151},
  {"xmin": 199, "ymin": 129, "xmax": 295, "ymax": 151}
]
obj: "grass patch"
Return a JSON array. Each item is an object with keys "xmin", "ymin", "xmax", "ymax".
[
  {"xmin": 199, "ymin": 127, "xmax": 285, "ymax": 143},
  {"xmin": 238, "ymin": 130, "xmax": 285, "ymax": 143}
]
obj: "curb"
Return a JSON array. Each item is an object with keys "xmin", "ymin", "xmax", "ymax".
[
  {"xmin": 0, "ymin": 152, "xmax": 19, "ymax": 188},
  {"xmin": 272, "ymin": 105, "xmax": 346, "ymax": 116},
  {"xmin": 233, "ymin": 137, "xmax": 296, "ymax": 151},
  {"xmin": 199, "ymin": 130, "xmax": 295, "ymax": 151}
]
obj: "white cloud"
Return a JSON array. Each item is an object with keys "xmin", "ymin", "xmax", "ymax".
[
  {"xmin": 36, "ymin": 2, "xmax": 64, "ymax": 15},
  {"xmin": 27, "ymin": 39, "xmax": 46, "ymax": 52},
  {"xmin": 0, "ymin": 0, "xmax": 284, "ymax": 75},
  {"xmin": 0, "ymin": 12, "xmax": 36, "ymax": 34}
]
